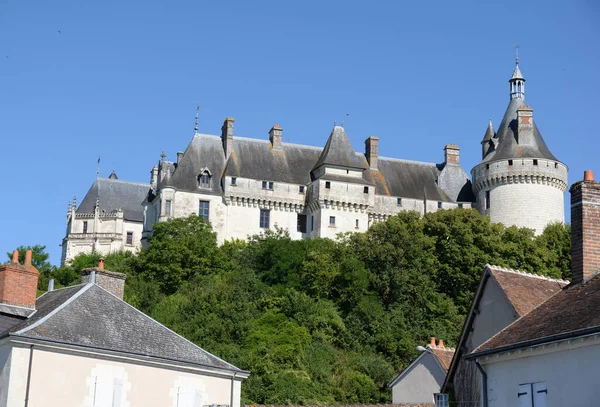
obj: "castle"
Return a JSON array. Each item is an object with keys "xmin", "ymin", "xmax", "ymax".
[{"xmin": 61, "ymin": 60, "xmax": 567, "ymax": 264}]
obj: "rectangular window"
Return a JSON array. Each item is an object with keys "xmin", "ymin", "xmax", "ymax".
[
  {"xmin": 438, "ymin": 201, "xmax": 442, "ymax": 209},
  {"xmin": 355, "ymin": 219, "xmax": 359, "ymax": 228},
  {"xmin": 325, "ymin": 181, "xmax": 331, "ymax": 189},
  {"xmin": 329, "ymin": 216, "xmax": 335, "ymax": 227},
  {"xmin": 199, "ymin": 172, "xmax": 211, "ymax": 188},
  {"xmin": 297, "ymin": 214, "xmax": 307, "ymax": 233},
  {"xmin": 126, "ymin": 232, "xmax": 133, "ymax": 245},
  {"xmin": 176, "ymin": 387, "xmax": 203, "ymax": 407},
  {"xmin": 397, "ymin": 198, "xmax": 402, "ymax": 206},
  {"xmin": 363, "ymin": 186, "xmax": 369, "ymax": 193},
  {"xmin": 485, "ymin": 191, "xmax": 491, "ymax": 209},
  {"xmin": 311, "ymin": 215, "xmax": 314, "ymax": 232},
  {"xmin": 260, "ymin": 209, "xmax": 270, "ymax": 228},
  {"xmin": 508, "ymin": 159, "xmax": 514, "ymax": 166},
  {"xmin": 532, "ymin": 382, "xmax": 547, "ymax": 407},
  {"xmin": 83, "ymin": 221, "xmax": 88, "ymax": 234},
  {"xmin": 299, "ymin": 185, "xmax": 305, "ymax": 193},
  {"xmin": 458, "ymin": 203, "xmax": 463, "ymax": 208},
  {"xmin": 269, "ymin": 181, "xmax": 274, "ymax": 190},
  {"xmin": 231, "ymin": 177, "xmax": 237, "ymax": 185},
  {"xmin": 533, "ymin": 159, "xmax": 538, "ymax": 166},
  {"xmin": 434, "ymin": 393, "xmax": 449, "ymax": 407},
  {"xmin": 165, "ymin": 199, "xmax": 172, "ymax": 216},
  {"xmin": 93, "ymin": 376, "xmax": 123, "ymax": 407},
  {"xmin": 262, "ymin": 181, "xmax": 267, "ymax": 189},
  {"xmin": 486, "ymin": 164, "xmax": 490, "ymax": 169},
  {"xmin": 199, "ymin": 200, "xmax": 210, "ymax": 221}
]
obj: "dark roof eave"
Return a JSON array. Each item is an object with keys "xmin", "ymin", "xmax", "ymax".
[
  {"xmin": 466, "ymin": 325, "xmax": 600, "ymax": 360},
  {"xmin": 8, "ymin": 333, "xmax": 249, "ymax": 376}
]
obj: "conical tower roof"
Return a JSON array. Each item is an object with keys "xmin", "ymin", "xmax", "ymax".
[
  {"xmin": 312, "ymin": 125, "xmax": 367, "ymax": 171},
  {"xmin": 511, "ymin": 64, "xmax": 524, "ymax": 80},
  {"xmin": 482, "ymin": 119, "xmax": 495, "ymax": 142}
]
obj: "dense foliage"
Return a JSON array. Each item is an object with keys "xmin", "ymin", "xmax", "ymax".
[{"xmin": 8, "ymin": 210, "xmax": 571, "ymax": 404}]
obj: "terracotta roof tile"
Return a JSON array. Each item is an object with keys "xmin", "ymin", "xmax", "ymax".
[{"xmin": 430, "ymin": 347, "xmax": 455, "ymax": 373}]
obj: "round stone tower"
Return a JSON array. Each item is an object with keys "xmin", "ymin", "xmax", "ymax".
[{"xmin": 471, "ymin": 59, "xmax": 568, "ymax": 234}]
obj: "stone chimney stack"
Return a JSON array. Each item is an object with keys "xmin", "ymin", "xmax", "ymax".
[
  {"xmin": 269, "ymin": 125, "xmax": 283, "ymax": 150},
  {"xmin": 177, "ymin": 152, "xmax": 184, "ymax": 165},
  {"xmin": 221, "ymin": 117, "xmax": 235, "ymax": 158},
  {"xmin": 570, "ymin": 170, "xmax": 600, "ymax": 284},
  {"xmin": 444, "ymin": 144, "xmax": 460, "ymax": 166},
  {"xmin": 81, "ymin": 258, "xmax": 126, "ymax": 299},
  {"xmin": 365, "ymin": 136, "xmax": 379, "ymax": 169},
  {"xmin": 516, "ymin": 105, "xmax": 534, "ymax": 146},
  {"xmin": 150, "ymin": 165, "xmax": 159, "ymax": 190},
  {"xmin": 0, "ymin": 250, "xmax": 40, "ymax": 309}
]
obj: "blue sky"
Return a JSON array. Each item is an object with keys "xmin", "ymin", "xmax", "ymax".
[{"xmin": 1, "ymin": 1, "xmax": 599, "ymax": 265}]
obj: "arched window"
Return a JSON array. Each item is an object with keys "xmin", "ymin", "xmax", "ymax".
[{"xmin": 198, "ymin": 170, "xmax": 211, "ymax": 188}]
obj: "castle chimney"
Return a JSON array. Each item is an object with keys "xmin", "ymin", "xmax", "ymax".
[
  {"xmin": 570, "ymin": 170, "xmax": 600, "ymax": 284},
  {"xmin": 221, "ymin": 117, "xmax": 235, "ymax": 158},
  {"xmin": 150, "ymin": 165, "xmax": 159, "ymax": 190},
  {"xmin": 438, "ymin": 339, "xmax": 445, "ymax": 348},
  {"xmin": 516, "ymin": 105, "xmax": 534, "ymax": 146},
  {"xmin": 444, "ymin": 144, "xmax": 460, "ymax": 166},
  {"xmin": 0, "ymin": 250, "xmax": 40, "ymax": 309},
  {"xmin": 365, "ymin": 136, "xmax": 379, "ymax": 169},
  {"xmin": 269, "ymin": 125, "xmax": 283, "ymax": 150},
  {"xmin": 81, "ymin": 259, "xmax": 126, "ymax": 299},
  {"xmin": 177, "ymin": 152, "xmax": 184, "ymax": 164}
]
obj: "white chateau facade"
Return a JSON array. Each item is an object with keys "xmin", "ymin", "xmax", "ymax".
[{"xmin": 61, "ymin": 60, "xmax": 567, "ymax": 264}]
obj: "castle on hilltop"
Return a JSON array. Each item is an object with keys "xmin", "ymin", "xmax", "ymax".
[{"xmin": 61, "ymin": 59, "xmax": 567, "ymax": 264}]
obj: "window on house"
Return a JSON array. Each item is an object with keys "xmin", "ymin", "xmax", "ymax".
[
  {"xmin": 260, "ymin": 209, "xmax": 270, "ymax": 228},
  {"xmin": 364, "ymin": 186, "xmax": 369, "ymax": 193},
  {"xmin": 533, "ymin": 159, "xmax": 538, "ymax": 166},
  {"xmin": 355, "ymin": 219, "xmax": 359, "ymax": 228},
  {"xmin": 554, "ymin": 162, "xmax": 558, "ymax": 169},
  {"xmin": 485, "ymin": 191, "xmax": 490, "ymax": 209},
  {"xmin": 231, "ymin": 177, "xmax": 237, "ymax": 185},
  {"xmin": 92, "ymin": 376, "xmax": 123, "ymax": 407},
  {"xmin": 83, "ymin": 221, "xmax": 88, "ymax": 233},
  {"xmin": 262, "ymin": 181, "xmax": 274, "ymax": 190},
  {"xmin": 269, "ymin": 181, "xmax": 274, "ymax": 190},
  {"xmin": 518, "ymin": 382, "xmax": 547, "ymax": 407},
  {"xmin": 299, "ymin": 185, "xmax": 305, "ymax": 193},
  {"xmin": 458, "ymin": 203, "xmax": 463, "ymax": 208},
  {"xmin": 325, "ymin": 181, "xmax": 331, "ymax": 189},
  {"xmin": 329, "ymin": 216, "xmax": 335, "ymax": 227},
  {"xmin": 297, "ymin": 214, "xmax": 307, "ymax": 233},
  {"xmin": 126, "ymin": 232, "xmax": 133, "ymax": 245},
  {"xmin": 438, "ymin": 201, "xmax": 442, "ymax": 209},
  {"xmin": 198, "ymin": 171, "xmax": 211, "ymax": 188},
  {"xmin": 176, "ymin": 387, "xmax": 203, "ymax": 407},
  {"xmin": 311, "ymin": 215, "xmax": 314, "ymax": 232},
  {"xmin": 397, "ymin": 198, "xmax": 402, "ymax": 206},
  {"xmin": 508, "ymin": 159, "xmax": 513, "ymax": 166},
  {"xmin": 486, "ymin": 164, "xmax": 490, "ymax": 169},
  {"xmin": 434, "ymin": 393, "xmax": 449, "ymax": 407},
  {"xmin": 165, "ymin": 199, "xmax": 172, "ymax": 216},
  {"xmin": 199, "ymin": 200, "xmax": 210, "ymax": 221}
]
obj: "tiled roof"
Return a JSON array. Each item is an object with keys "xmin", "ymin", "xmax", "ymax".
[
  {"xmin": 488, "ymin": 266, "xmax": 567, "ymax": 317},
  {"xmin": 78, "ymin": 177, "xmax": 150, "ymax": 222},
  {"xmin": 431, "ymin": 347, "xmax": 455, "ymax": 373},
  {"xmin": 472, "ymin": 273, "xmax": 600, "ymax": 355},
  {"xmin": 4, "ymin": 284, "xmax": 244, "ymax": 373},
  {"xmin": 312, "ymin": 126, "xmax": 368, "ymax": 171}
]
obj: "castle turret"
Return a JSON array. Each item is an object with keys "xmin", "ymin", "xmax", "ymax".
[{"xmin": 471, "ymin": 58, "xmax": 568, "ymax": 234}]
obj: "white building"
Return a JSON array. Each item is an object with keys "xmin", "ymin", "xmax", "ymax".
[
  {"xmin": 388, "ymin": 337, "xmax": 454, "ymax": 405},
  {"xmin": 0, "ymin": 251, "xmax": 248, "ymax": 406}
]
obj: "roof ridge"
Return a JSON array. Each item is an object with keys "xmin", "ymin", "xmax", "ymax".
[
  {"xmin": 486, "ymin": 264, "xmax": 570, "ymax": 284},
  {"xmin": 98, "ymin": 178, "xmax": 150, "ymax": 187},
  {"xmin": 378, "ymin": 156, "xmax": 438, "ymax": 166}
]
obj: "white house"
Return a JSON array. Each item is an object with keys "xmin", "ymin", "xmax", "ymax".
[
  {"xmin": 463, "ymin": 170, "xmax": 600, "ymax": 407},
  {"xmin": 389, "ymin": 338, "xmax": 454, "ymax": 405},
  {"xmin": 0, "ymin": 251, "xmax": 248, "ymax": 406}
]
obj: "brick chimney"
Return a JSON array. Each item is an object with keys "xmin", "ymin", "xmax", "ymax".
[
  {"xmin": 444, "ymin": 144, "xmax": 460, "ymax": 166},
  {"xmin": 269, "ymin": 124, "xmax": 283, "ymax": 150},
  {"xmin": 516, "ymin": 105, "xmax": 534, "ymax": 146},
  {"xmin": 221, "ymin": 117, "xmax": 234, "ymax": 158},
  {"xmin": 81, "ymin": 258, "xmax": 126, "ymax": 299},
  {"xmin": 570, "ymin": 170, "xmax": 600, "ymax": 284},
  {"xmin": 365, "ymin": 136, "xmax": 379, "ymax": 169},
  {"xmin": 0, "ymin": 250, "xmax": 40, "ymax": 309}
]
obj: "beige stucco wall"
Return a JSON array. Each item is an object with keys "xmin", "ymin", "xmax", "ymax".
[
  {"xmin": 391, "ymin": 352, "xmax": 445, "ymax": 404},
  {"xmin": 481, "ymin": 339, "xmax": 600, "ymax": 407},
  {"xmin": 2, "ymin": 343, "xmax": 242, "ymax": 407}
]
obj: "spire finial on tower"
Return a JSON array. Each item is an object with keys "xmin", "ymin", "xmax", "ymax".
[
  {"xmin": 515, "ymin": 44, "xmax": 519, "ymax": 66},
  {"xmin": 509, "ymin": 48, "xmax": 525, "ymax": 100},
  {"xmin": 194, "ymin": 105, "xmax": 199, "ymax": 133},
  {"xmin": 160, "ymin": 151, "xmax": 166, "ymax": 164}
]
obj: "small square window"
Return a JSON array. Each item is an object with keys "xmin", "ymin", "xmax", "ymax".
[
  {"xmin": 397, "ymin": 198, "xmax": 402, "ymax": 206},
  {"xmin": 126, "ymin": 231, "xmax": 133, "ymax": 245},
  {"xmin": 458, "ymin": 203, "xmax": 463, "ymax": 208},
  {"xmin": 329, "ymin": 216, "xmax": 335, "ymax": 227},
  {"xmin": 364, "ymin": 186, "xmax": 369, "ymax": 193},
  {"xmin": 299, "ymin": 185, "xmax": 305, "ymax": 193},
  {"xmin": 438, "ymin": 201, "xmax": 442, "ymax": 209},
  {"xmin": 268, "ymin": 181, "xmax": 274, "ymax": 190},
  {"xmin": 533, "ymin": 159, "xmax": 538, "ymax": 166},
  {"xmin": 508, "ymin": 159, "xmax": 513, "ymax": 166},
  {"xmin": 262, "ymin": 181, "xmax": 267, "ymax": 189},
  {"xmin": 83, "ymin": 221, "xmax": 88, "ymax": 234},
  {"xmin": 198, "ymin": 171, "xmax": 211, "ymax": 188},
  {"xmin": 260, "ymin": 209, "xmax": 270, "ymax": 228},
  {"xmin": 434, "ymin": 393, "xmax": 449, "ymax": 407},
  {"xmin": 325, "ymin": 181, "xmax": 331, "ymax": 189},
  {"xmin": 231, "ymin": 177, "xmax": 237, "ymax": 185}
]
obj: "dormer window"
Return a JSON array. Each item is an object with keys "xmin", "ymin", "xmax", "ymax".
[{"xmin": 197, "ymin": 170, "xmax": 211, "ymax": 189}]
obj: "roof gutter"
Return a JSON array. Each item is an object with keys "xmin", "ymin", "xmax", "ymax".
[
  {"xmin": 466, "ymin": 325, "xmax": 600, "ymax": 359},
  {"xmin": 474, "ymin": 359, "xmax": 488, "ymax": 407}
]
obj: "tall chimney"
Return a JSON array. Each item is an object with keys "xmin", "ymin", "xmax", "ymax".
[
  {"xmin": 365, "ymin": 136, "xmax": 379, "ymax": 169},
  {"xmin": 269, "ymin": 125, "xmax": 283, "ymax": 150},
  {"xmin": 221, "ymin": 117, "xmax": 235, "ymax": 158},
  {"xmin": 81, "ymin": 259, "xmax": 126, "ymax": 299},
  {"xmin": 570, "ymin": 170, "xmax": 600, "ymax": 284},
  {"xmin": 150, "ymin": 165, "xmax": 159, "ymax": 190},
  {"xmin": 177, "ymin": 152, "xmax": 184, "ymax": 165},
  {"xmin": 444, "ymin": 144, "xmax": 460, "ymax": 166},
  {"xmin": 0, "ymin": 250, "xmax": 40, "ymax": 308},
  {"xmin": 516, "ymin": 105, "xmax": 534, "ymax": 146}
]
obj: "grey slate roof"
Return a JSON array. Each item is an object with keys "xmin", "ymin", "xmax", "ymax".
[
  {"xmin": 167, "ymin": 128, "xmax": 468, "ymax": 203},
  {"xmin": 481, "ymin": 96, "xmax": 558, "ymax": 163},
  {"xmin": 482, "ymin": 120, "xmax": 495, "ymax": 142},
  {"xmin": 312, "ymin": 126, "xmax": 368, "ymax": 171},
  {"xmin": 5, "ymin": 284, "xmax": 243, "ymax": 372},
  {"xmin": 78, "ymin": 177, "xmax": 150, "ymax": 222}
]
